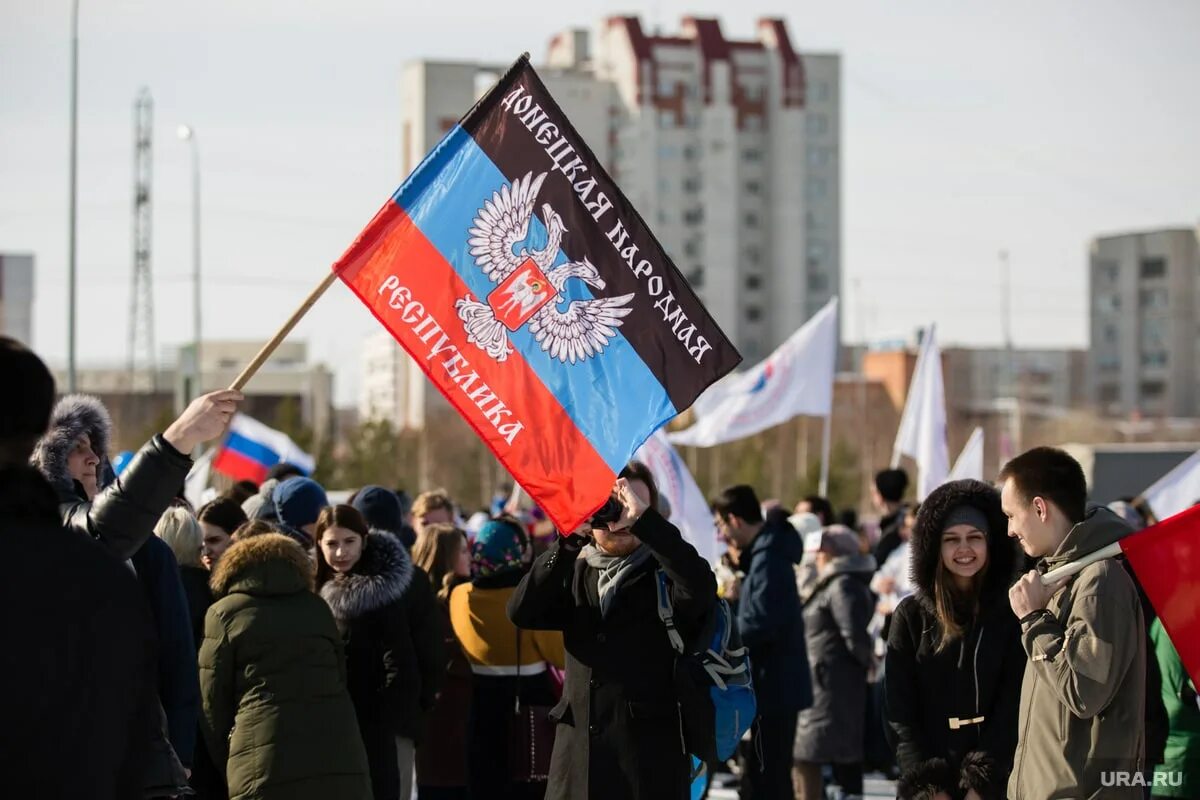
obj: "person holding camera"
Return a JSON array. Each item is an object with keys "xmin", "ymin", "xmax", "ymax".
[{"xmin": 507, "ymin": 462, "xmax": 717, "ymax": 800}]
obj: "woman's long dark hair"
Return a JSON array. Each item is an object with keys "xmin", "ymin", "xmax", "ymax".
[
  {"xmin": 313, "ymin": 504, "xmax": 369, "ymax": 588},
  {"xmin": 933, "ymin": 547, "xmax": 990, "ymax": 653}
]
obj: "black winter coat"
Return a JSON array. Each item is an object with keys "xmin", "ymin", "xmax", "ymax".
[
  {"xmin": 319, "ymin": 532, "xmax": 443, "ymax": 800},
  {"xmin": 736, "ymin": 516, "xmax": 813, "ymax": 714},
  {"xmin": 884, "ymin": 479, "xmax": 1023, "ymax": 800},
  {"xmin": 0, "ymin": 466, "xmax": 160, "ymax": 800},
  {"xmin": 507, "ymin": 509, "xmax": 717, "ymax": 800},
  {"xmin": 793, "ymin": 553, "xmax": 875, "ymax": 763}
]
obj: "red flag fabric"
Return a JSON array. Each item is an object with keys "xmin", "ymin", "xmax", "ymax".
[{"xmin": 1120, "ymin": 504, "xmax": 1200, "ymax": 687}]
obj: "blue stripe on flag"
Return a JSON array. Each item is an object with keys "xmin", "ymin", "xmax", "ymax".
[
  {"xmin": 395, "ymin": 126, "xmax": 677, "ymax": 473},
  {"xmin": 225, "ymin": 431, "xmax": 280, "ymax": 468}
]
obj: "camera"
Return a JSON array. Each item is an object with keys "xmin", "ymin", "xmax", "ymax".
[{"xmin": 589, "ymin": 495, "xmax": 623, "ymax": 527}]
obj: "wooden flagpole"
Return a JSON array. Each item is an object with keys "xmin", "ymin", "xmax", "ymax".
[{"xmin": 228, "ymin": 271, "xmax": 339, "ymax": 391}]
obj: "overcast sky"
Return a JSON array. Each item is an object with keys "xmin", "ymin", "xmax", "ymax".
[{"xmin": 4, "ymin": 0, "xmax": 1198, "ymax": 406}]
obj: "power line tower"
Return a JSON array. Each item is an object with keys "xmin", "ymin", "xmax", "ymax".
[{"xmin": 128, "ymin": 87, "xmax": 157, "ymax": 390}]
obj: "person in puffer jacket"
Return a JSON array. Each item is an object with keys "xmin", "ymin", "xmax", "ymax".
[{"xmin": 885, "ymin": 479, "xmax": 1023, "ymax": 800}]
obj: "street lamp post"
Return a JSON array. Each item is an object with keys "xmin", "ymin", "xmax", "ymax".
[{"xmin": 178, "ymin": 124, "xmax": 200, "ymax": 401}]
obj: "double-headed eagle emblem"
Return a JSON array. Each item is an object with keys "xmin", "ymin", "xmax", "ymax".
[{"xmin": 454, "ymin": 172, "xmax": 635, "ymax": 364}]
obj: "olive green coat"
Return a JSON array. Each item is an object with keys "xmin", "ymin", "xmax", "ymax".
[{"xmin": 199, "ymin": 533, "xmax": 372, "ymax": 800}]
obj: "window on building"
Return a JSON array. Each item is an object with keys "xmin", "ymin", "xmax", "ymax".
[
  {"xmin": 687, "ymin": 267, "xmax": 705, "ymax": 289},
  {"xmin": 745, "ymin": 274, "xmax": 762, "ymax": 290},
  {"xmin": 1102, "ymin": 324, "xmax": 1118, "ymax": 344},
  {"xmin": 808, "ymin": 272, "xmax": 829, "ymax": 292},
  {"xmin": 744, "ymin": 115, "xmax": 763, "ymax": 133},
  {"xmin": 1140, "ymin": 257, "xmax": 1167, "ymax": 279},
  {"xmin": 1140, "ymin": 380, "xmax": 1165, "ymax": 399},
  {"xmin": 658, "ymin": 110, "xmax": 675, "ymax": 129},
  {"xmin": 806, "ymin": 178, "xmax": 827, "ymax": 201},
  {"xmin": 683, "ymin": 207, "xmax": 704, "ymax": 225},
  {"xmin": 745, "ymin": 180, "xmax": 761, "ymax": 195},
  {"xmin": 684, "ymin": 239, "xmax": 700, "ymax": 258},
  {"xmin": 746, "ymin": 306, "xmax": 762, "ymax": 322},
  {"xmin": 1139, "ymin": 287, "xmax": 1169, "ymax": 310},
  {"xmin": 1141, "ymin": 317, "xmax": 1168, "ymax": 349},
  {"xmin": 658, "ymin": 76, "xmax": 676, "ymax": 97},
  {"xmin": 746, "ymin": 246, "xmax": 761, "ymax": 265},
  {"xmin": 808, "ymin": 148, "xmax": 829, "ymax": 167},
  {"xmin": 683, "ymin": 144, "xmax": 699, "ymax": 160},
  {"xmin": 658, "ymin": 144, "xmax": 678, "ymax": 159},
  {"xmin": 742, "ymin": 148, "xmax": 763, "ymax": 162},
  {"xmin": 807, "ymin": 114, "xmax": 828, "ymax": 136},
  {"xmin": 1098, "ymin": 384, "xmax": 1120, "ymax": 402},
  {"xmin": 1095, "ymin": 294, "xmax": 1121, "ymax": 313},
  {"xmin": 683, "ymin": 175, "xmax": 701, "ymax": 193},
  {"xmin": 744, "ymin": 212, "xmax": 759, "ymax": 228},
  {"xmin": 1097, "ymin": 354, "xmax": 1120, "ymax": 371},
  {"xmin": 1140, "ymin": 351, "xmax": 1169, "ymax": 368},
  {"xmin": 815, "ymin": 81, "xmax": 831, "ymax": 102},
  {"xmin": 1095, "ymin": 259, "xmax": 1119, "ymax": 283}
]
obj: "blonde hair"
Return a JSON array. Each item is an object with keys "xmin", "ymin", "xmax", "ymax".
[
  {"xmin": 155, "ymin": 507, "xmax": 203, "ymax": 568},
  {"xmin": 412, "ymin": 489, "xmax": 454, "ymax": 522}
]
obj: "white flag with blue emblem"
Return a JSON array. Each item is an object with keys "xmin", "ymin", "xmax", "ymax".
[
  {"xmin": 668, "ymin": 297, "xmax": 839, "ymax": 448},
  {"xmin": 635, "ymin": 430, "xmax": 720, "ymax": 564}
]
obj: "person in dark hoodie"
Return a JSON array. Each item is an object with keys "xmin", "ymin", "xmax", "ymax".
[
  {"xmin": 353, "ymin": 485, "xmax": 418, "ymax": 551},
  {"xmin": 793, "ymin": 525, "xmax": 876, "ymax": 800},
  {"xmin": 315, "ymin": 504, "xmax": 442, "ymax": 800},
  {"xmin": 884, "ymin": 479, "xmax": 1023, "ymax": 800},
  {"xmin": 32, "ymin": 391, "xmax": 235, "ymax": 788},
  {"xmin": 712, "ymin": 484, "xmax": 812, "ymax": 800},
  {"xmin": 0, "ymin": 337, "xmax": 159, "ymax": 799}
]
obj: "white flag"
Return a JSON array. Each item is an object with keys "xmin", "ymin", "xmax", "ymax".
[
  {"xmin": 892, "ymin": 325, "xmax": 950, "ymax": 500},
  {"xmin": 184, "ymin": 448, "xmax": 215, "ymax": 510},
  {"xmin": 636, "ymin": 430, "xmax": 720, "ymax": 564},
  {"xmin": 1142, "ymin": 450, "xmax": 1200, "ymax": 521},
  {"xmin": 669, "ymin": 297, "xmax": 839, "ymax": 448},
  {"xmin": 948, "ymin": 427, "xmax": 985, "ymax": 483}
]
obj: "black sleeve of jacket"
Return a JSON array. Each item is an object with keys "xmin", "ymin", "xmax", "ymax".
[
  {"xmin": 884, "ymin": 598, "xmax": 930, "ymax": 774},
  {"xmin": 974, "ymin": 611, "xmax": 1024, "ymax": 777},
  {"xmin": 60, "ymin": 434, "xmax": 193, "ymax": 561},
  {"xmin": 507, "ymin": 533, "xmax": 586, "ymax": 631},
  {"xmin": 631, "ymin": 508, "xmax": 716, "ymax": 627},
  {"xmin": 409, "ymin": 572, "xmax": 444, "ymax": 711}
]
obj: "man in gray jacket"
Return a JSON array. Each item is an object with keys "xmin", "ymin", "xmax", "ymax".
[{"xmin": 1001, "ymin": 447, "xmax": 1145, "ymax": 799}]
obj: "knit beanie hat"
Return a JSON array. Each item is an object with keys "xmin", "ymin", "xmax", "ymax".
[
  {"xmin": 272, "ymin": 477, "xmax": 328, "ymax": 530},
  {"xmin": 942, "ymin": 504, "xmax": 990, "ymax": 534},
  {"xmin": 352, "ymin": 485, "xmax": 403, "ymax": 533},
  {"xmin": 471, "ymin": 518, "xmax": 526, "ymax": 578}
]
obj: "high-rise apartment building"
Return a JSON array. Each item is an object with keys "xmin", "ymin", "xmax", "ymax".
[
  {"xmin": 1088, "ymin": 227, "xmax": 1200, "ymax": 417},
  {"xmin": 382, "ymin": 15, "xmax": 840, "ymax": 426},
  {"xmin": 0, "ymin": 253, "xmax": 34, "ymax": 346}
]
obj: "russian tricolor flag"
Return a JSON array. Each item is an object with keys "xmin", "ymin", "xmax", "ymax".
[
  {"xmin": 212, "ymin": 414, "xmax": 315, "ymax": 484},
  {"xmin": 331, "ymin": 55, "xmax": 740, "ymax": 532}
]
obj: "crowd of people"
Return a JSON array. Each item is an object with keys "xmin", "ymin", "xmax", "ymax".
[{"xmin": 2, "ymin": 332, "xmax": 1198, "ymax": 800}]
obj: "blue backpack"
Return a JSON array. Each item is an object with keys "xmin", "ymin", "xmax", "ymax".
[{"xmin": 654, "ymin": 567, "xmax": 757, "ymax": 769}]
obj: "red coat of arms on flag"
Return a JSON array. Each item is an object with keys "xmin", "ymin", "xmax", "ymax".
[{"xmin": 489, "ymin": 258, "xmax": 553, "ymax": 331}]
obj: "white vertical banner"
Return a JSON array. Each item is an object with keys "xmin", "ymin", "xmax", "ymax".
[
  {"xmin": 892, "ymin": 324, "xmax": 950, "ymax": 500},
  {"xmin": 669, "ymin": 297, "xmax": 838, "ymax": 447},
  {"xmin": 636, "ymin": 429, "xmax": 720, "ymax": 564},
  {"xmin": 948, "ymin": 426, "xmax": 985, "ymax": 483},
  {"xmin": 1142, "ymin": 450, "xmax": 1200, "ymax": 521}
]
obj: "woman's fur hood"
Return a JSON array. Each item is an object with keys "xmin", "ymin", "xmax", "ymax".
[
  {"xmin": 320, "ymin": 530, "xmax": 416, "ymax": 622},
  {"xmin": 909, "ymin": 479, "xmax": 1018, "ymax": 611},
  {"xmin": 210, "ymin": 533, "xmax": 314, "ymax": 599},
  {"xmin": 30, "ymin": 394, "xmax": 113, "ymax": 493}
]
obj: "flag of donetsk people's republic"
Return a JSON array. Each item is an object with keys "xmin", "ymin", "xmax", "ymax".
[{"xmin": 332, "ymin": 55, "xmax": 741, "ymax": 533}]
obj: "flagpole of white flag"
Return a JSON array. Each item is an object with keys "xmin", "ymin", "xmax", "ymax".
[
  {"xmin": 891, "ymin": 324, "xmax": 950, "ymax": 500},
  {"xmin": 1141, "ymin": 449, "xmax": 1200, "ymax": 521},
  {"xmin": 948, "ymin": 426, "xmax": 985, "ymax": 483},
  {"xmin": 669, "ymin": 298, "xmax": 839, "ymax": 451},
  {"xmin": 636, "ymin": 430, "xmax": 720, "ymax": 563},
  {"xmin": 818, "ymin": 413, "xmax": 833, "ymax": 497}
]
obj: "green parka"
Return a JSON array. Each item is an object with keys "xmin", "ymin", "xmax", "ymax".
[
  {"xmin": 1151, "ymin": 618, "xmax": 1200, "ymax": 798},
  {"xmin": 199, "ymin": 533, "xmax": 372, "ymax": 800}
]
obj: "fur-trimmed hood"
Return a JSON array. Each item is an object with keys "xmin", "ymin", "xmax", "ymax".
[
  {"xmin": 320, "ymin": 530, "xmax": 415, "ymax": 622},
  {"xmin": 209, "ymin": 532, "xmax": 314, "ymax": 599},
  {"xmin": 910, "ymin": 479, "xmax": 1017, "ymax": 612},
  {"xmin": 30, "ymin": 394, "xmax": 113, "ymax": 494}
]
